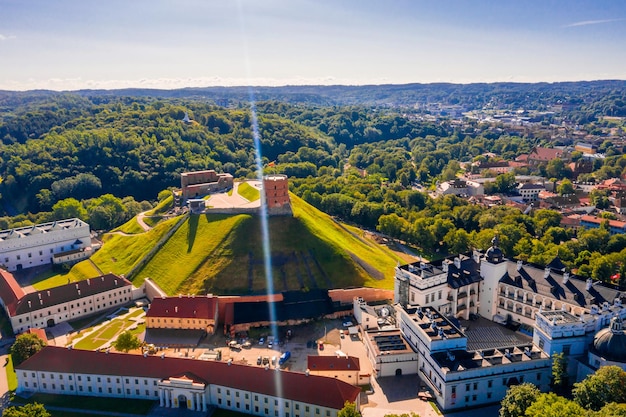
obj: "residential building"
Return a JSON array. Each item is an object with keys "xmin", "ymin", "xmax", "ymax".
[
  {"xmin": 579, "ymin": 215, "xmax": 626, "ymax": 235},
  {"xmin": 0, "ymin": 218, "xmax": 92, "ymax": 272},
  {"xmin": 16, "ymin": 346, "xmax": 360, "ymax": 416},
  {"xmin": 517, "ymin": 183, "xmax": 545, "ymax": 202},
  {"xmin": 0, "ymin": 271, "xmax": 136, "ymax": 334}
]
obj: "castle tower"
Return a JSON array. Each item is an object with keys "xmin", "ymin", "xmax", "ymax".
[
  {"xmin": 263, "ymin": 174, "xmax": 292, "ymax": 216},
  {"xmin": 478, "ymin": 235, "xmax": 508, "ymax": 320}
]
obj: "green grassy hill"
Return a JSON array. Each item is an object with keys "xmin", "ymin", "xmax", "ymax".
[
  {"xmin": 36, "ymin": 195, "xmax": 402, "ymax": 295},
  {"xmin": 135, "ymin": 194, "xmax": 402, "ymax": 295}
]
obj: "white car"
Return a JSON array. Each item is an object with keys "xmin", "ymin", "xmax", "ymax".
[{"xmin": 342, "ymin": 321, "xmax": 354, "ymax": 328}]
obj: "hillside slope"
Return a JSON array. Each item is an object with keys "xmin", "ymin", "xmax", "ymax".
[{"xmin": 133, "ymin": 194, "xmax": 402, "ymax": 295}]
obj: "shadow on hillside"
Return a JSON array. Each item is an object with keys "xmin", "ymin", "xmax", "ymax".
[{"xmin": 187, "ymin": 215, "xmax": 199, "ymax": 253}]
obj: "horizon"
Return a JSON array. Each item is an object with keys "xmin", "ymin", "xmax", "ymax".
[{"xmin": 1, "ymin": 0, "xmax": 625, "ymax": 91}]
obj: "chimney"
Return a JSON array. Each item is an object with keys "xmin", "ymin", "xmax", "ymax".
[
  {"xmin": 544, "ymin": 268, "xmax": 550, "ymax": 279},
  {"xmin": 586, "ymin": 278, "xmax": 593, "ymax": 291},
  {"xmin": 517, "ymin": 260, "xmax": 523, "ymax": 271},
  {"xmin": 562, "ymin": 272, "xmax": 569, "ymax": 285},
  {"xmin": 454, "ymin": 257, "xmax": 461, "ymax": 269}
]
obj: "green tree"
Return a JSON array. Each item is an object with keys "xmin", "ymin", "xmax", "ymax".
[
  {"xmin": 525, "ymin": 393, "xmax": 585, "ymax": 417},
  {"xmin": 112, "ymin": 331, "xmax": 142, "ymax": 353},
  {"xmin": 9, "ymin": 333, "xmax": 46, "ymax": 366},
  {"xmin": 52, "ymin": 198, "xmax": 87, "ymax": 221},
  {"xmin": 551, "ymin": 352, "xmax": 568, "ymax": 393},
  {"xmin": 2, "ymin": 403, "xmax": 50, "ymax": 417},
  {"xmin": 444, "ymin": 229, "xmax": 471, "ymax": 254},
  {"xmin": 573, "ymin": 366, "xmax": 626, "ymax": 411},
  {"xmin": 595, "ymin": 402, "xmax": 626, "ymax": 417},
  {"xmin": 556, "ymin": 179, "xmax": 575, "ymax": 195},
  {"xmin": 338, "ymin": 402, "xmax": 360, "ymax": 417},
  {"xmin": 499, "ymin": 382, "xmax": 540, "ymax": 417}
]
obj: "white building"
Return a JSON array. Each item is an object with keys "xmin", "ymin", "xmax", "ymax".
[
  {"xmin": 0, "ymin": 218, "xmax": 92, "ymax": 272},
  {"xmin": 0, "ymin": 270, "xmax": 139, "ymax": 334},
  {"xmin": 436, "ymin": 179, "xmax": 484, "ymax": 197},
  {"xmin": 16, "ymin": 347, "xmax": 361, "ymax": 416},
  {"xmin": 396, "ymin": 304, "xmax": 551, "ymax": 411},
  {"xmin": 394, "ymin": 254, "xmax": 481, "ymax": 320},
  {"xmin": 517, "ymin": 183, "xmax": 545, "ymax": 202}
]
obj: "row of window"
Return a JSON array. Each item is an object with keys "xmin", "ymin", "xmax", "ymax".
[
  {"xmin": 215, "ymin": 388, "xmax": 331, "ymax": 417},
  {"xmin": 25, "ymin": 381, "xmax": 157, "ymax": 398}
]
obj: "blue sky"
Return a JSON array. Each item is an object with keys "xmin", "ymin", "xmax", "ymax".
[{"xmin": 0, "ymin": 0, "xmax": 625, "ymax": 90}]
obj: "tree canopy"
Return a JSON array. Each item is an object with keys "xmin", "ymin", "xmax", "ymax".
[
  {"xmin": 112, "ymin": 331, "xmax": 142, "ymax": 353},
  {"xmin": 9, "ymin": 333, "xmax": 46, "ymax": 366},
  {"xmin": 572, "ymin": 366, "xmax": 626, "ymax": 411}
]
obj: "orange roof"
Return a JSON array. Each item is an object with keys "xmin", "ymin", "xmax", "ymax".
[
  {"xmin": 146, "ymin": 295, "xmax": 217, "ymax": 320},
  {"xmin": 0, "ymin": 269, "xmax": 26, "ymax": 315},
  {"xmin": 328, "ymin": 288, "xmax": 393, "ymax": 305},
  {"xmin": 18, "ymin": 347, "xmax": 360, "ymax": 410},
  {"xmin": 307, "ymin": 355, "xmax": 360, "ymax": 372}
]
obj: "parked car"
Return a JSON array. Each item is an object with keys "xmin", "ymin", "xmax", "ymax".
[
  {"xmin": 256, "ymin": 356, "xmax": 262, "ymax": 365},
  {"xmin": 342, "ymin": 321, "xmax": 354, "ymax": 328},
  {"xmin": 279, "ymin": 351, "xmax": 291, "ymax": 365},
  {"xmin": 271, "ymin": 356, "xmax": 277, "ymax": 366},
  {"xmin": 258, "ymin": 337, "xmax": 265, "ymax": 345},
  {"xmin": 262, "ymin": 356, "xmax": 270, "ymax": 365},
  {"xmin": 318, "ymin": 342, "xmax": 324, "ymax": 350}
]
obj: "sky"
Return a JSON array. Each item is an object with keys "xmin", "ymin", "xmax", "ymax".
[{"xmin": 0, "ymin": 0, "xmax": 625, "ymax": 91}]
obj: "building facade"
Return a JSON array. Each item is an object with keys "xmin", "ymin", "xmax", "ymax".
[
  {"xmin": 146, "ymin": 295, "xmax": 218, "ymax": 334},
  {"xmin": 16, "ymin": 347, "xmax": 360, "ymax": 417},
  {"xmin": 180, "ymin": 170, "xmax": 234, "ymax": 201},
  {"xmin": 0, "ymin": 272, "xmax": 136, "ymax": 334},
  {"xmin": 0, "ymin": 218, "xmax": 92, "ymax": 272}
]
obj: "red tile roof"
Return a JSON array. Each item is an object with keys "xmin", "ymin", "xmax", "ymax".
[
  {"xmin": 13, "ymin": 274, "xmax": 131, "ymax": 316},
  {"xmin": 146, "ymin": 296, "xmax": 217, "ymax": 320},
  {"xmin": 0, "ymin": 269, "xmax": 26, "ymax": 315},
  {"xmin": 307, "ymin": 355, "xmax": 360, "ymax": 372},
  {"xmin": 528, "ymin": 147, "xmax": 564, "ymax": 161},
  {"xmin": 17, "ymin": 347, "xmax": 360, "ymax": 410},
  {"xmin": 580, "ymin": 215, "xmax": 626, "ymax": 229}
]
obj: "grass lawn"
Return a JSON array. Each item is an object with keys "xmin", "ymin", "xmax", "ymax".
[
  {"xmin": 73, "ymin": 319, "xmax": 126, "ymax": 350},
  {"xmin": 89, "ymin": 216, "xmax": 181, "ymax": 277},
  {"xmin": 112, "ymin": 217, "xmax": 145, "ymax": 234},
  {"xmin": 143, "ymin": 216, "xmax": 162, "ymax": 227},
  {"xmin": 238, "ymin": 182, "xmax": 260, "ymax": 201},
  {"xmin": 134, "ymin": 214, "xmax": 250, "ymax": 294},
  {"xmin": 15, "ymin": 393, "xmax": 155, "ymax": 415},
  {"xmin": 5, "ymin": 354, "xmax": 17, "ymax": 391},
  {"xmin": 147, "ymin": 195, "xmax": 173, "ymax": 215},
  {"xmin": 32, "ymin": 262, "xmax": 101, "ymax": 291}
]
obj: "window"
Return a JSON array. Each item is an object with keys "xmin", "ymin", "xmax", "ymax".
[
  {"xmin": 563, "ymin": 345, "xmax": 571, "ymax": 355},
  {"xmin": 97, "ymin": 377, "xmax": 100, "ymax": 383},
  {"xmin": 88, "ymin": 386, "xmax": 92, "ymax": 392},
  {"xmin": 537, "ymin": 373, "xmax": 542, "ymax": 381},
  {"xmin": 473, "ymin": 382, "xmax": 478, "ymax": 390},
  {"xmin": 438, "ymin": 290, "xmax": 442, "ymax": 300},
  {"xmin": 465, "ymin": 396, "xmax": 469, "ymax": 403},
  {"xmin": 465, "ymin": 384, "xmax": 470, "ymax": 391},
  {"xmin": 98, "ymin": 387, "xmax": 102, "ymax": 393},
  {"xmin": 87, "ymin": 376, "xmax": 91, "ymax": 382},
  {"xmin": 218, "ymin": 388, "xmax": 221, "ymax": 394},
  {"xmin": 487, "ymin": 392, "xmax": 492, "ymax": 399},
  {"xmin": 539, "ymin": 339, "xmax": 545, "ymax": 349},
  {"xmin": 451, "ymin": 386, "xmax": 456, "ymax": 394},
  {"xmin": 425, "ymin": 294, "xmax": 429, "ymax": 303},
  {"xmin": 472, "ymin": 395, "xmax": 477, "ymax": 401},
  {"xmin": 488, "ymin": 380, "xmax": 493, "ymax": 388},
  {"xmin": 108, "ymin": 388, "xmax": 112, "ymax": 393},
  {"xmin": 227, "ymin": 389, "xmax": 230, "ymax": 395}
]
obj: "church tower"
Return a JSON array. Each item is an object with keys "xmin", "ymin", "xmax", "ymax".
[{"xmin": 479, "ymin": 235, "xmax": 508, "ymax": 320}]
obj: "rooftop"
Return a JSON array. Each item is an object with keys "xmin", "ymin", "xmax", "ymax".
[
  {"xmin": 0, "ymin": 218, "xmax": 88, "ymax": 241},
  {"xmin": 17, "ymin": 347, "xmax": 360, "ymax": 410},
  {"xmin": 404, "ymin": 305, "xmax": 465, "ymax": 342}
]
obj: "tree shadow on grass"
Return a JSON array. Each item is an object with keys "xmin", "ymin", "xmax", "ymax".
[{"xmin": 187, "ymin": 215, "xmax": 199, "ymax": 253}]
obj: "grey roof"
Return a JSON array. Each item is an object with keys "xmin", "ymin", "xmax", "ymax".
[
  {"xmin": 498, "ymin": 261, "xmax": 621, "ymax": 308},
  {"xmin": 592, "ymin": 317, "xmax": 626, "ymax": 362}
]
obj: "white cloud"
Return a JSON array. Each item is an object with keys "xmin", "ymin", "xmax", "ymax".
[
  {"xmin": 563, "ymin": 18, "xmax": 624, "ymax": 28},
  {"xmin": 0, "ymin": 34, "xmax": 16, "ymax": 41}
]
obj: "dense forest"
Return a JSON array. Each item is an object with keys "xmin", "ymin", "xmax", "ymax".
[{"xmin": 1, "ymin": 82, "xmax": 626, "ymax": 284}]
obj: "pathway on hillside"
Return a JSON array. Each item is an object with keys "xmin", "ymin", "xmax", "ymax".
[{"xmin": 136, "ymin": 211, "xmax": 152, "ymax": 232}]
